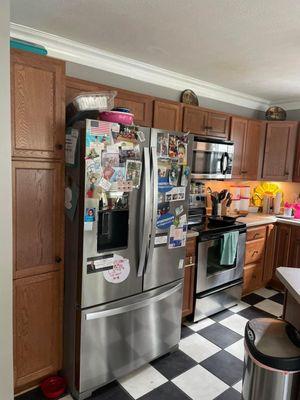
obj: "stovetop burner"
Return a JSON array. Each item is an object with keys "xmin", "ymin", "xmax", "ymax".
[{"xmin": 188, "ymin": 216, "xmax": 246, "ymax": 236}]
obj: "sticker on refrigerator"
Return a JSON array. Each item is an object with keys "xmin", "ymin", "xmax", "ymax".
[
  {"xmin": 168, "ymin": 224, "xmax": 187, "ymax": 249},
  {"xmin": 65, "ymin": 128, "xmax": 78, "ymax": 166},
  {"xmin": 169, "ymin": 162, "xmax": 180, "ymax": 186},
  {"xmin": 154, "ymin": 235, "xmax": 168, "ymax": 245},
  {"xmin": 169, "ymin": 135, "xmax": 178, "ymax": 158},
  {"xmin": 103, "ymin": 255, "xmax": 130, "ymax": 284},
  {"xmin": 65, "ymin": 182, "xmax": 79, "ymax": 221},
  {"xmin": 175, "ymin": 205, "xmax": 184, "ymax": 216},
  {"xmin": 165, "ymin": 186, "xmax": 185, "ymax": 202},
  {"xmin": 156, "ymin": 212, "xmax": 175, "ymax": 230},
  {"xmin": 85, "ymin": 208, "xmax": 96, "ymax": 222},
  {"xmin": 177, "ymin": 139, "xmax": 187, "ymax": 165},
  {"xmin": 99, "ymin": 176, "xmax": 111, "ymax": 191},
  {"xmin": 158, "ymin": 177, "xmax": 173, "ymax": 193},
  {"xmin": 136, "ymin": 130, "xmax": 145, "ymax": 142},
  {"xmin": 181, "ymin": 166, "xmax": 190, "ymax": 186},
  {"xmin": 125, "ymin": 160, "xmax": 142, "ymax": 188},
  {"xmin": 157, "ymin": 132, "xmax": 169, "ymax": 157},
  {"xmin": 178, "ymin": 259, "xmax": 184, "ymax": 269}
]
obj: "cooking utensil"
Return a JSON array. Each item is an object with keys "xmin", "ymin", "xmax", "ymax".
[{"xmin": 218, "ymin": 189, "xmax": 228, "ymax": 202}]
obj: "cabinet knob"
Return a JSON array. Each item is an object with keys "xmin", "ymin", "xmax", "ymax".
[
  {"xmin": 55, "ymin": 143, "xmax": 63, "ymax": 150},
  {"xmin": 55, "ymin": 256, "xmax": 62, "ymax": 263},
  {"xmin": 241, "ymin": 170, "xmax": 248, "ymax": 174},
  {"xmin": 204, "ymin": 126, "xmax": 213, "ymax": 130},
  {"xmin": 285, "ymin": 171, "xmax": 289, "ymax": 176}
]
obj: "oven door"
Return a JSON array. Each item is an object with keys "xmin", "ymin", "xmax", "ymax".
[
  {"xmin": 196, "ymin": 231, "xmax": 246, "ymax": 293},
  {"xmin": 191, "ymin": 141, "xmax": 233, "ymax": 180}
]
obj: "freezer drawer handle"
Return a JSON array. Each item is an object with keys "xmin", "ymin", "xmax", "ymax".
[
  {"xmin": 85, "ymin": 282, "xmax": 182, "ymax": 320},
  {"xmin": 137, "ymin": 147, "xmax": 151, "ymax": 277}
]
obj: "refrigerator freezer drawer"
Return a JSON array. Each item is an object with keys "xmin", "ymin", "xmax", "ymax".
[{"xmin": 79, "ymin": 280, "xmax": 183, "ymax": 396}]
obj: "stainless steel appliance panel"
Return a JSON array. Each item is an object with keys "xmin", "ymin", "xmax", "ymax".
[
  {"xmin": 79, "ymin": 281, "xmax": 183, "ymax": 395},
  {"xmin": 196, "ymin": 232, "xmax": 246, "ymax": 293},
  {"xmin": 193, "ymin": 282, "xmax": 242, "ymax": 321},
  {"xmin": 81, "ymin": 127, "xmax": 151, "ymax": 308},
  {"xmin": 192, "ymin": 139, "xmax": 234, "ymax": 180}
]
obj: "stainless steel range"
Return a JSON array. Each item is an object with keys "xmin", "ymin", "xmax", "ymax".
[{"xmin": 188, "ymin": 214, "xmax": 246, "ymax": 321}]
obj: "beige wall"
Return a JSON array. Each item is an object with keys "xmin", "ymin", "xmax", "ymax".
[{"xmin": 0, "ymin": 1, "xmax": 14, "ymax": 398}]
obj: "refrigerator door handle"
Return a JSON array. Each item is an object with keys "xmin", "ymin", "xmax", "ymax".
[
  {"xmin": 85, "ymin": 281, "xmax": 182, "ymax": 320},
  {"xmin": 146, "ymin": 145, "xmax": 158, "ymax": 272},
  {"xmin": 137, "ymin": 147, "xmax": 151, "ymax": 277}
]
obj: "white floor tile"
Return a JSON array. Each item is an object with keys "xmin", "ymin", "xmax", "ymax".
[
  {"xmin": 220, "ymin": 314, "xmax": 249, "ymax": 336},
  {"xmin": 229, "ymin": 300, "xmax": 251, "ymax": 313},
  {"xmin": 225, "ymin": 338, "xmax": 245, "ymax": 361},
  {"xmin": 118, "ymin": 364, "xmax": 168, "ymax": 399},
  {"xmin": 254, "ymin": 287, "xmax": 278, "ymax": 298},
  {"xmin": 184, "ymin": 318, "xmax": 215, "ymax": 331},
  {"xmin": 179, "ymin": 333, "xmax": 221, "ymax": 362},
  {"xmin": 172, "ymin": 365, "xmax": 228, "ymax": 400},
  {"xmin": 255, "ymin": 299, "xmax": 283, "ymax": 317},
  {"xmin": 61, "ymin": 396, "xmax": 73, "ymax": 400},
  {"xmin": 232, "ymin": 379, "xmax": 243, "ymax": 393}
]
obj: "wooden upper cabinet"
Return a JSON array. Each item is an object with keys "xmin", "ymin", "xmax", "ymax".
[
  {"xmin": 153, "ymin": 100, "xmax": 182, "ymax": 131},
  {"xmin": 288, "ymin": 226, "xmax": 300, "ymax": 267},
  {"xmin": 230, "ymin": 117, "xmax": 248, "ymax": 179},
  {"xmin": 65, "ymin": 76, "xmax": 153, "ymax": 127},
  {"xmin": 11, "ymin": 49, "xmax": 65, "ymax": 159},
  {"xmin": 13, "ymin": 160, "xmax": 64, "ymax": 279},
  {"xmin": 14, "ymin": 271, "xmax": 62, "ymax": 389},
  {"xmin": 261, "ymin": 121, "xmax": 298, "ymax": 181},
  {"xmin": 293, "ymin": 131, "xmax": 300, "ymax": 182},
  {"xmin": 206, "ymin": 111, "xmax": 230, "ymax": 139},
  {"xmin": 182, "ymin": 105, "xmax": 207, "ymax": 135},
  {"xmin": 242, "ymin": 120, "xmax": 262, "ymax": 180}
]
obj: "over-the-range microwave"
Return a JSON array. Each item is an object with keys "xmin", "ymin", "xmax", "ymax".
[{"xmin": 191, "ymin": 137, "xmax": 234, "ymax": 180}]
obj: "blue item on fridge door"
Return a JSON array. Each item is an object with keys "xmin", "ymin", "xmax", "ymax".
[
  {"xmin": 85, "ymin": 208, "xmax": 96, "ymax": 222},
  {"xmin": 10, "ymin": 38, "xmax": 48, "ymax": 55},
  {"xmin": 156, "ymin": 213, "xmax": 175, "ymax": 229},
  {"xmin": 158, "ymin": 177, "xmax": 173, "ymax": 193}
]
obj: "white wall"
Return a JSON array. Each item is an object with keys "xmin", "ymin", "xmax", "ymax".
[{"xmin": 0, "ymin": 1, "xmax": 14, "ymax": 399}]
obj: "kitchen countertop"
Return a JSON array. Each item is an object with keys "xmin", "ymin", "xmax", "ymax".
[
  {"xmin": 237, "ymin": 213, "xmax": 300, "ymax": 227},
  {"xmin": 276, "ymin": 267, "xmax": 300, "ymax": 304}
]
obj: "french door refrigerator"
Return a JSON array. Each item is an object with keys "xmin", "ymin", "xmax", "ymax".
[{"xmin": 64, "ymin": 120, "xmax": 193, "ymax": 399}]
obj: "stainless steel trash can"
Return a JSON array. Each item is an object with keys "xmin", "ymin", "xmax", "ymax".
[{"xmin": 243, "ymin": 318, "xmax": 300, "ymax": 400}]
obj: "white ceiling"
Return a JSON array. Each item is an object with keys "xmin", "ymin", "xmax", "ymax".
[{"xmin": 10, "ymin": 0, "xmax": 300, "ymax": 106}]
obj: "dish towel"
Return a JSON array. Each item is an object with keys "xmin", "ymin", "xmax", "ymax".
[{"xmin": 220, "ymin": 231, "xmax": 239, "ymax": 265}]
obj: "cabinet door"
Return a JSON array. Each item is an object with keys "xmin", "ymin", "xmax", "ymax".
[
  {"xmin": 153, "ymin": 100, "xmax": 182, "ymax": 131},
  {"xmin": 243, "ymin": 262, "xmax": 263, "ymax": 295},
  {"xmin": 262, "ymin": 122, "xmax": 298, "ymax": 181},
  {"xmin": 206, "ymin": 111, "xmax": 230, "ymax": 139},
  {"xmin": 182, "ymin": 105, "xmax": 207, "ymax": 135},
  {"xmin": 243, "ymin": 120, "xmax": 262, "ymax": 180},
  {"xmin": 263, "ymin": 224, "xmax": 276, "ymax": 283},
  {"xmin": 11, "ymin": 49, "xmax": 65, "ymax": 159},
  {"xmin": 271, "ymin": 224, "xmax": 291, "ymax": 290},
  {"xmin": 230, "ymin": 117, "xmax": 247, "ymax": 179},
  {"xmin": 14, "ymin": 271, "xmax": 63, "ymax": 389},
  {"xmin": 293, "ymin": 132, "xmax": 300, "ymax": 182},
  {"xmin": 182, "ymin": 265, "xmax": 195, "ymax": 317},
  {"xmin": 288, "ymin": 226, "xmax": 300, "ymax": 267},
  {"xmin": 13, "ymin": 161, "xmax": 64, "ymax": 279}
]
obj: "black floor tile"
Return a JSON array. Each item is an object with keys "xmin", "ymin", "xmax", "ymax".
[
  {"xmin": 269, "ymin": 292, "xmax": 284, "ymax": 305},
  {"xmin": 139, "ymin": 382, "xmax": 190, "ymax": 400},
  {"xmin": 201, "ymin": 351, "xmax": 244, "ymax": 386},
  {"xmin": 15, "ymin": 387, "xmax": 67, "ymax": 400},
  {"xmin": 214, "ymin": 387, "xmax": 242, "ymax": 400},
  {"xmin": 242, "ymin": 293, "xmax": 265, "ymax": 305},
  {"xmin": 181, "ymin": 324, "xmax": 194, "ymax": 339},
  {"xmin": 210, "ymin": 309, "xmax": 235, "ymax": 322},
  {"xmin": 151, "ymin": 350, "xmax": 197, "ymax": 380},
  {"xmin": 238, "ymin": 306, "xmax": 274, "ymax": 321},
  {"xmin": 91, "ymin": 381, "xmax": 133, "ymax": 399},
  {"xmin": 197, "ymin": 323, "xmax": 242, "ymax": 349}
]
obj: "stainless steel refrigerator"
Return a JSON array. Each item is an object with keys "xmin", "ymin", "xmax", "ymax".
[{"xmin": 64, "ymin": 120, "xmax": 193, "ymax": 399}]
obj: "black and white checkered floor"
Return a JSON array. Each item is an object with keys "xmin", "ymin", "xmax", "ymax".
[{"xmin": 18, "ymin": 288, "xmax": 284, "ymax": 400}]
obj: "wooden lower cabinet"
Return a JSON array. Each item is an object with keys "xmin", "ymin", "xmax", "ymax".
[
  {"xmin": 14, "ymin": 271, "xmax": 63, "ymax": 391},
  {"xmin": 182, "ymin": 237, "xmax": 197, "ymax": 317},
  {"xmin": 243, "ymin": 262, "xmax": 264, "ymax": 294}
]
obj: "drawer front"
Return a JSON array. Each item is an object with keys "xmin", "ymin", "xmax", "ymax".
[
  {"xmin": 246, "ymin": 226, "xmax": 267, "ymax": 242},
  {"xmin": 186, "ymin": 237, "xmax": 196, "ymax": 258},
  {"xmin": 245, "ymin": 238, "xmax": 265, "ymax": 265},
  {"xmin": 243, "ymin": 262, "xmax": 263, "ymax": 294}
]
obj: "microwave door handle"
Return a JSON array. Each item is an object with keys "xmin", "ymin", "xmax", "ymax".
[
  {"xmin": 221, "ymin": 152, "xmax": 229, "ymax": 174},
  {"xmin": 146, "ymin": 146, "xmax": 158, "ymax": 272},
  {"xmin": 137, "ymin": 147, "xmax": 151, "ymax": 277}
]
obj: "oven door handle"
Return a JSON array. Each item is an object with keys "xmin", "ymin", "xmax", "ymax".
[{"xmin": 220, "ymin": 152, "xmax": 229, "ymax": 175}]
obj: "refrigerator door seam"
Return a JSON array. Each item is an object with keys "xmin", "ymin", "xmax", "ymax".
[
  {"xmin": 85, "ymin": 281, "xmax": 182, "ymax": 320},
  {"xmin": 137, "ymin": 147, "xmax": 151, "ymax": 277}
]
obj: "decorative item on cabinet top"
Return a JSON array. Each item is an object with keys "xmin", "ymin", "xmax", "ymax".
[
  {"xmin": 180, "ymin": 89, "xmax": 199, "ymax": 106},
  {"xmin": 265, "ymin": 106, "xmax": 287, "ymax": 121}
]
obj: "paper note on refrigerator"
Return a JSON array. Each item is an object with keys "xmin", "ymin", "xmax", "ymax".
[{"xmin": 65, "ymin": 128, "xmax": 79, "ymax": 165}]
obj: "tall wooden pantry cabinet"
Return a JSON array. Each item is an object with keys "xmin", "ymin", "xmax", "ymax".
[{"xmin": 11, "ymin": 49, "xmax": 65, "ymax": 392}]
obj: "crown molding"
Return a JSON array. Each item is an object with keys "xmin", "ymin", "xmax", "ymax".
[
  {"xmin": 10, "ymin": 22, "xmax": 272, "ymax": 111},
  {"xmin": 273, "ymin": 99, "xmax": 300, "ymax": 111}
]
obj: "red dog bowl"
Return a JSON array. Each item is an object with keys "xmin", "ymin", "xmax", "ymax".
[{"xmin": 40, "ymin": 376, "xmax": 66, "ymax": 399}]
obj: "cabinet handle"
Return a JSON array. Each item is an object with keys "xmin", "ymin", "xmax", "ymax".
[
  {"xmin": 55, "ymin": 144, "xmax": 64, "ymax": 150},
  {"xmin": 253, "ymin": 233, "xmax": 260, "ymax": 239},
  {"xmin": 241, "ymin": 170, "xmax": 248, "ymax": 174},
  {"xmin": 204, "ymin": 126, "xmax": 213, "ymax": 130},
  {"xmin": 55, "ymin": 256, "xmax": 62, "ymax": 263},
  {"xmin": 284, "ymin": 171, "xmax": 289, "ymax": 176},
  {"xmin": 252, "ymin": 250, "xmax": 259, "ymax": 257}
]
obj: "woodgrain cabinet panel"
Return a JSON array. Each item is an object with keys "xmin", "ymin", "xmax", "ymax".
[
  {"xmin": 262, "ymin": 224, "xmax": 276, "ymax": 283},
  {"xmin": 11, "ymin": 49, "xmax": 65, "ymax": 159},
  {"xmin": 153, "ymin": 100, "xmax": 182, "ymax": 131},
  {"xmin": 261, "ymin": 122, "xmax": 298, "ymax": 181},
  {"xmin": 288, "ymin": 226, "xmax": 300, "ymax": 267},
  {"xmin": 182, "ymin": 237, "xmax": 196, "ymax": 318},
  {"xmin": 182, "ymin": 105, "xmax": 207, "ymax": 135},
  {"xmin": 244, "ymin": 238, "xmax": 265, "ymax": 265},
  {"xmin": 13, "ymin": 161, "xmax": 64, "ymax": 279},
  {"xmin": 243, "ymin": 262, "xmax": 263, "ymax": 295},
  {"xmin": 14, "ymin": 271, "xmax": 63, "ymax": 389},
  {"xmin": 293, "ymin": 131, "xmax": 300, "ymax": 182},
  {"xmin": 242, "ymin": 120, "xmax": 262, "ymax": 180},
  {"xmin": 230, "ymin": 117, "xmax": 247, "ymax": 179},
  {"xmin": 246, "ymin": 226, "xmax": 267, "ymax": 242},
  {"xmin": 206, "ymin": 111, "xmax": 230, "ymax": 139}
]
